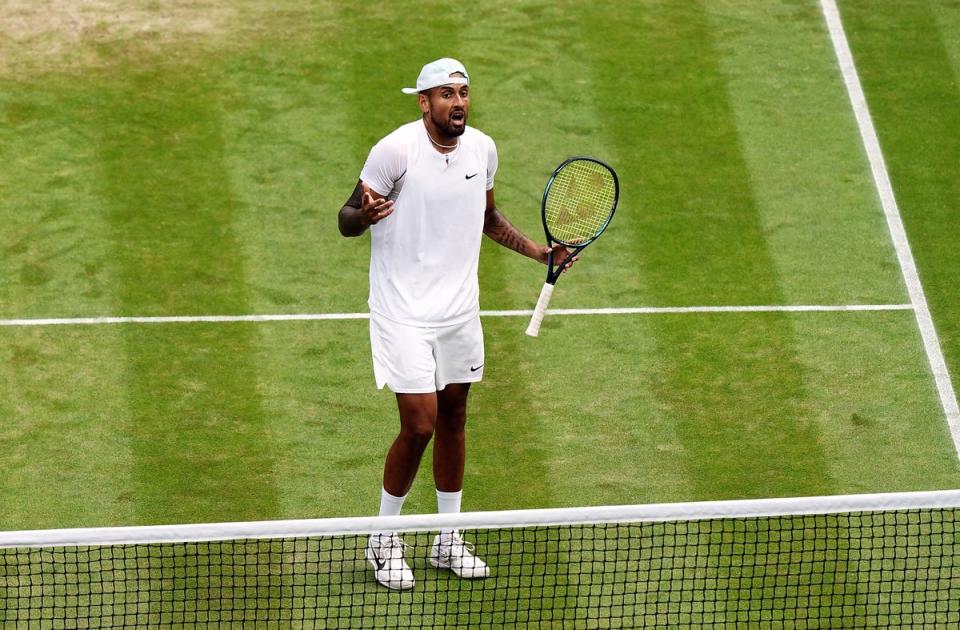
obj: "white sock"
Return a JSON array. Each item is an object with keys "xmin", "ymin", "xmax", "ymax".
[
  {"xmin": 375, "ymin": 488, "xmax": 406, "ymax": 540},
  {"xmin": 379, "ymin": 487, "xmax": 407, "ymax": 517},
  {"xmin": 436, "ymin": 489, "xmax": 462, "ymax": 540}
]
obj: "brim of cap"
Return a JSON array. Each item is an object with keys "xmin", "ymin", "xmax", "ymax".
[{"xmin": 401, "ymin": 87, "xmax": 419, "ymax": 94}]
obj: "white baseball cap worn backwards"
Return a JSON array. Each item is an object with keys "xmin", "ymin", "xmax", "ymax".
[{"xmin": 401, "ymin": 58, "xmax": 470, "ymax": 94}]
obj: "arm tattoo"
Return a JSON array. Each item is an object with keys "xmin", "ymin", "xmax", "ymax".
[
  {"xmin": 484, "ymin": 207, "xmax": 533, "ymax": 256},
  {"xmin": 338, "ymin": 181, "xmax": 367, "ymax": 237},
  {"xmin": 344, "ymin": 182, "xmax": 363, "ymax": 209}
]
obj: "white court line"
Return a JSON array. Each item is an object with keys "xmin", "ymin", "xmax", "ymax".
[
  {"xmin": 0, "ymin": 304, "xmax": 913, "ymax": 327},
  {"xmin": 821, "ymin": 0, "xmax": 960, "ymax": 457}
]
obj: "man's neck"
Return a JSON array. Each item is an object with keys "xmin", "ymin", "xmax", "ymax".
[{"xmin": 423, "ymin": 119, "xmax": 459, "ymax": 153}]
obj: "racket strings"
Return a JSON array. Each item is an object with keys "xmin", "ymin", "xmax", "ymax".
[{"xmin": 544, "ymin": 161, "xmax": 617, "ymax": 245}]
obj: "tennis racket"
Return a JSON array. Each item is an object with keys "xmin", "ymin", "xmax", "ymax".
[{"xmin": 525, "ymin": 156, "xmax": 619, "ymax": 337}]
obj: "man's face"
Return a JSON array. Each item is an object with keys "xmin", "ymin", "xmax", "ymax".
[{"xmin": 420, "ymin": 82, "xmax": 470, "ymax": 137}]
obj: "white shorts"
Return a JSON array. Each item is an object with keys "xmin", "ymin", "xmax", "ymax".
[{"xmin": 369, "ymin": 313, "xmax": 485, "ymax": 393}]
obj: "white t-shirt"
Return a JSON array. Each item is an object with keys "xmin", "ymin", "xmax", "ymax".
[{"xmin": 359, "ymin": 120, "xmax": 498, "ymax": 326}]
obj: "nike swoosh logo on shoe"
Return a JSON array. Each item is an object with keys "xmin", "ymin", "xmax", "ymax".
[{"xmin": 369, "ymin": 549, "xmax": 386, "ymax": 571}]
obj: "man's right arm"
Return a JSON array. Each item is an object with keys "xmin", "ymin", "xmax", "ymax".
[{"xmin": 338, "ymin": 180, "xmax": 394, "ymax": 237}]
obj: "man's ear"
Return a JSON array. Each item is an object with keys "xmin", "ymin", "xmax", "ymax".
[{"xmin": 418, "ymin": 92, "xmax": 430, "ymax": 114}]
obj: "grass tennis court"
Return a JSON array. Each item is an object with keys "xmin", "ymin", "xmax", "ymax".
[{"xmin": 1, "ymin": 0, "xmax": 960, "ymax": 624}]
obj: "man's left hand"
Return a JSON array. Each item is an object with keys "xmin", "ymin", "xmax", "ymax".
[{"xmin": 540, "ymin": 244, "xmax": 578, "ymax": 272}]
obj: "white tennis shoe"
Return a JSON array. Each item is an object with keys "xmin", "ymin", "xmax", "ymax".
[
  {"xmin": 366, "ymin": 533, "xmax": 415, "ymax": 590},
  {"xmin": 429, "ymin": 531, "xmax": 490, "ymax": 578}
]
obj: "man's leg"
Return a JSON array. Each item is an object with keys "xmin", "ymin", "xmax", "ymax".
[
  {"xmin": 382, "ymin": 392, "xmax": 438, "ymax": 497},
  {"xmin": 368, "ymin": 392, "xmax": 438, "ymax": 591},
  {"xmin": 430, "ymin": 383, "xmax": 489, "ymax": 578},
  {"xmin": 434, "ymin": 383, "xmax": 469, "ymax": 493}
]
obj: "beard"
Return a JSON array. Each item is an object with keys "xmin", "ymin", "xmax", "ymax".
[{"xmin": 429, "ymin": 109, "xmax": 467, "ymax": 137}]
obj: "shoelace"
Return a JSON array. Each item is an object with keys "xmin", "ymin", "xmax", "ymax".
[
  {"xmin": 443, "ymin": 535, "xmax": 476, "ymax": 557},
  {"xmin": 378, "ymin": 534, "xmax": 410, "ymax": 561}
]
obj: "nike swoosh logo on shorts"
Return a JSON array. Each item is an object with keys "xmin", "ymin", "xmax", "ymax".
[
  {"xmin": 470, "ymin": 364, "xmax": 483, "ymax": 372},
  {"xmin": 465, "ymin": 173, "xmax": 478, "ymax": 180}
]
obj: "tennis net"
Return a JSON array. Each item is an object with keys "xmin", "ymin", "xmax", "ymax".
[{"xmin": 1, "ymin": 489, "xmax": 958, "ymax": 628}]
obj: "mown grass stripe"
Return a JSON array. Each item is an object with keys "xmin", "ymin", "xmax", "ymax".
[
  {"xmin": 704, "ymin": 0, "xmax": 907, "ymax": 306},
  {"xmin": 580, "ymin": 0, "xmax": 835, "ymax": 498},
  {"xmin": 0, "ymin": 80, "xmax": 139, "ymax": 527},
  {"xmin": 823, "ymin": 0, "xmax": 960, "ymax": 457},
  {"xmin": 89, "ymin": 49, "xmax": 282, "ymax": 524}
]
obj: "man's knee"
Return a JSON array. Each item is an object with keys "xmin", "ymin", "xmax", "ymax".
[
  {"xmin": 437, "ymin": 407, "xmax": 467, "ymax": 433},
  {"xmin": 398, "ymin": 403, "xmax": 437, "ymax": 448},
  {"xmin": 396, "ymin": 393, "xmax": 438, "ymax": 446},
  {"xmin": 437, "ymin": 385, "xmax": 469, "ymax": 431},
  {"xmin": 399, "ymin": 418, "xmax": 435, "ymax": 447}
]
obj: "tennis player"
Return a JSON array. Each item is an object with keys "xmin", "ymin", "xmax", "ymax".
[{"xmin": 338, "ymin": 58, "xmax": 573, "ymax": 590}]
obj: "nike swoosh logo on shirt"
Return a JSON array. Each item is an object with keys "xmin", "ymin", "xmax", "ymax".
[{"xmin": 465, "ymin": 173, "xmax": 478, "ymax": 180}]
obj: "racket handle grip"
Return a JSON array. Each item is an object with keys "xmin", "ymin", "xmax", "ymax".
[{"xmin": 525, "ymin": 283, "xmax": 555, "ymax": 337}]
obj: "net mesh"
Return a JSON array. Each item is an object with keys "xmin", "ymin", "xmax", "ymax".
[
  {"xmin": 543, "ymin": 159, "xmax": 617, "ymax": 245},
  {"xmin": 1, "ymin": 494, "xmax": 958, "ymax": 628}
]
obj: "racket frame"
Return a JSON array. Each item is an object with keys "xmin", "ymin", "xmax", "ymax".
[
  {"xmin": 526, "ymin": 156, "xmax": 619, "ymax": 337},
  {"xmin": 541, "ymin": 156, "xmax": 620, "ymax": 283}
]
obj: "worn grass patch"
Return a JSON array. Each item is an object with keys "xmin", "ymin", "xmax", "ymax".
[{"xmin": 0, "ymin": 0, "xmax": 327, "ymax": 75}]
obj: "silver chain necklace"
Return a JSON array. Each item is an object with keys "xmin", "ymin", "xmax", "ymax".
[{"xmin": 426, "ymin": 127, "xmax": 459, "ymax": 150}]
